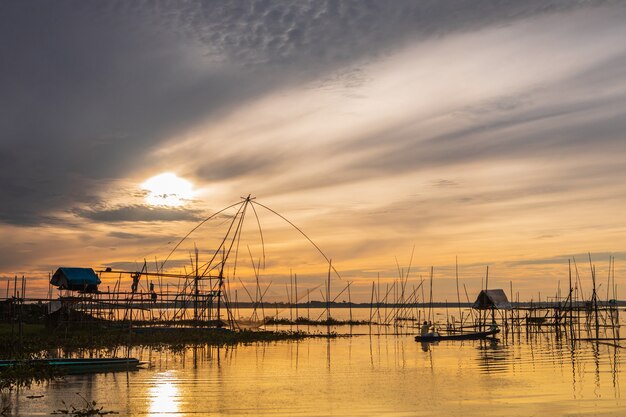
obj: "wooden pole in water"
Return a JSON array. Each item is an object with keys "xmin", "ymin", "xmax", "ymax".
[
  {"xmin": 606, "ymin": 255, "xmax": 612, "ymax": 303},
  {"xmin": 393, "ymin": 277, "xmax": 398, "ymax": 326},
  {"xmin": 285, "ymin": 284, "xmax": 291, "ymax": 321},
  {"xmin": 428, "ymin": 267, "xmax": 433, "ymax": 324},
  {"xmin": 19, "ymin": 276, "xmax": 24, "ymax": 344},
  {"xmin": 327, "ymin": 260, "xmax": 332, "ymax": 322},
  {"xmin": 589, "ymin": 253, "xmax": 599, "ymax": 339},
  {"xmin": 384, "ymin": 283, "xmax": 389, "ymax": 325},
  {"xmin": 611, "ymin": 255, "xmax": 616, "ymax": 316},
  {"xmin": 377, "ymin": 273, "xmax": 382, "ymax": 324},
  {"xmin": 608, "ymin": 256, "xmax": 616, "ymax": 340},
  {"xmin": 510, "ymin": 280, "xmax": 514, "ymax": 339},
  {"xmin": 573, "ymin": 257, "xmax": 584, "ymax": 302},
  {"xmin": 217, "ymin": 254, "xmax": 224, "ymax": 326},
  {"xmin": 369, "ymin": 281, "xmax": 375, "ymax": 324},
  {"xmin": 413, "ymin": 284, "xmax": 419, "ymax": 323},
  {"xmin": 613, "ymin": 257, "xmax": 620, "ymax": 339},
  {"xmin": 11, "ymin": 275, "xmax": 16, "ymax": 338},
  {"xmin": 463, "ymin": 283, "xmax": 475, "ymax": 324},
  {"xmin": 295, "ymin": 273, "xmax": 299, "ymax": 321},
  {"xmin": 420, "ymin": 275, "xmax": 425, "ymax": 323},
  {"xmin": 194, "ymin": 245, "xmax": 199, "ymax": 325},
  {"xmin": 456, "ymin": 257, "xmax": 462, "ymax": 328},
  {"xmin": 259, "ymin": 281, "xmax": 269, "ymax": 322},
  {"xmin": 569, "ymin": 260, "xmax": 573, "ymax": 335},
  {"xmin": 348, "ymin": 281, "xmax": 353, "ymax": 323}
]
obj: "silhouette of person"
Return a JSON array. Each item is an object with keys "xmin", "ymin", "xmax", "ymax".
[
  {"xmin": 131, "ymin": 273, "xmax": 140, "ymax": 293},
  {"xmin": 150, "ymin": 281, "xmax": 157, "ymax": 303}
]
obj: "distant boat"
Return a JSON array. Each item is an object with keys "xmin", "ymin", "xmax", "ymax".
[
  {"xmin": 415, "ymin": 326, "xmax": 500, "ymax": 342},
  {"xmin": 0, "ymin": 358, "xmax": 142, "ymax": 373}
]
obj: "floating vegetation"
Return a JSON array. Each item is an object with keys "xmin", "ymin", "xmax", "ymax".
[
  {"xmin": 52, "ymin": 393, "xmax": 118, "ymax": 416},
  {"xmin": 0, "ymin": 323, "xmax": 313, "ymax": 357},
  {"xmin": 0, "ymin": 360, "xmax": 60, "ymax": 392},
  {"xmin": 264, "ymin": 316, "xmax": 369, "ymax": 326},
  {"xmin": 0, "ymin": 359, "xmax": 60, "ymax": 416}
]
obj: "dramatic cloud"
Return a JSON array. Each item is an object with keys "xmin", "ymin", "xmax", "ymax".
[
  {"xmin": 75, "ymin": 205, "xmax": 204, "ymax": 223},
  {"xmin": 2, "ymin": 1, "xmax": 626, "ymax": 300},
  {"xmin": 0, "ymin": 0, "xmax": 604, "ymax": 225}
]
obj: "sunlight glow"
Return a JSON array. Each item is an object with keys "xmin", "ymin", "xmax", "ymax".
[
  {"xmin": 148, "ymin": 372, "xmax": 181, "ymax": 416},
  {"xmin": 141, "ymin": 172, "xmax": 194, "ymax": 207}
]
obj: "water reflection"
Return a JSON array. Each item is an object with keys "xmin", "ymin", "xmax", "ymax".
[
  {"xmin": 147, "ymin": 371, "xmax": 181, "ymax": 417},
  {"xmin": 475, "ymin": 338, "xmax": 509, "ymax": 374},
  {"xmin": 10, "ymin": 333, "xmax": 626, "ymax": 417}
]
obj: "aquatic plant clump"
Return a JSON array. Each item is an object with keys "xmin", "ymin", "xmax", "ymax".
[
  {"xmin": 264, "ymin": 316, "xmax": 369, "ymax": 326},
  {"xmin": 52, "ymin": 392, "xmax": 118, "ymax": 416},
  {"xmin": 0, "ymin": 361, "xmax": 60, "ymax": 392}
]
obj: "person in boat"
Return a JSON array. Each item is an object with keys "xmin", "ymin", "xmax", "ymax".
[
  {"xmin": 420, "ymin": 321, "xmax": 439, "ymax": 337},
  {"xmin": 420, "ymin": 321, "xmax": 439, "ymax": 338}
]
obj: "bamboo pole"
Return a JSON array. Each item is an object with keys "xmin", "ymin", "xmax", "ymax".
[
  {"xmin": 369, "ymin": 281, "xmax": 375, "ymax": 325},
  {"xmin": 428, "ymin": 267, "xmax": 433, "ymax": 323},
  {"xmin": 347, "ymin": 281, "xmax": 352, "ymax": 323},
  {"xmin": 295, "ymin": 273, "xmax": 299, "ymax": 321},
  {"xmin": 327, "ymin": 260, "xmax": 332, "ymax": 322},
  {"xmin": 456, "ymin": 257, "xmax": 462, "ymax": 327}
]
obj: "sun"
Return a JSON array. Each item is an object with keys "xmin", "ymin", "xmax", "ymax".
[{"xmin": 141, "ymin": 172, "xmax": 194, "ymax": 207}]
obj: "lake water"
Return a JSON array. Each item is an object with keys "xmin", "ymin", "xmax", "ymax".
[{"xmin": 4, "ymin": 308, "xmax": 626, "ymax": 416}]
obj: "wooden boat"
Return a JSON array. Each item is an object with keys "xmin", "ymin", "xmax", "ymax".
[
  {"xmin": 0, "ymin": 357, "xmax": 142, "ymax": 373},
  {"xmin": 415, "ymin": 327, "xmax": 500, "ymax": 342}
]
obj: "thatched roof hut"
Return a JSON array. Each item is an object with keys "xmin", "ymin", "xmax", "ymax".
[{"xmin": 472, "ymin": 289, "xmax": 512, "ymax": 310}]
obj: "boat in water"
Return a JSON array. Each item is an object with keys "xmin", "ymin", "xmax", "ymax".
[
  {"xmin": 415, "ymin": 326, "xmax": 500, "ymax": 342},
  {"xmin": 0, "ymin": 357, "xmax": 142, "ymax": 373}
]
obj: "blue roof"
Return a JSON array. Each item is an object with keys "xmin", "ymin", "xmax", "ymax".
[{"xmin": 51, "ymin": 267, "xmax": 101, "ymax": 288}]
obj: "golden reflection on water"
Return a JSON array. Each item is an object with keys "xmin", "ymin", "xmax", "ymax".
[
  {"xmin": 10, "ymin": 325, "xmax": 626, "ymax": 416},
  {"xmin": 134, "ymin": 336, "xmax": 624, "ymax": 416},
  {"xmin": 147, "ymin": 371, "xmax": 181, "ymax": 417}
]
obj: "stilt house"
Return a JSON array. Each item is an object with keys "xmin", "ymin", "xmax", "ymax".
[{"xmin": 472, "ymin": 289, "xmax": 512, "ymax": 310}]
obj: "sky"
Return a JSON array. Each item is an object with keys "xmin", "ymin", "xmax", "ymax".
[{"xmin": 2, "ymin": 1, "xmax": 626, "ymax": 303}]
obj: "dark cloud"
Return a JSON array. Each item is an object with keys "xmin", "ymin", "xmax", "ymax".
[
  {"xmin": 432, "ymin": 179, "xmax": 459, "ymax": 188},
  {"xmin": 102, "ymin": 259, "xmax": 191, "ymax": 272},
  {"xmin": 313, "ymin": 68, "xmax": 371, "ymax": 95},
  {"xmin": 195, "ymin": 152, "xmax": 283, "ymax": 182},
  {"xmin": 456, "ymin": 94, "xmax": 533, "ymax": 118},
  {"xmin": 0, "ymin": 0, "xmax": 602, "ymax": 225},
  {"xmin": 75, "ymin": 205, "xmax": 203, "ymax": 223},
  {"xmin": 107, "ymin": 231, "xmax": 146, "ymax": 240},
  {"xmin": 0, "ymin": 2, "xmax": 263, "ymax": 225},
  {"xmin": 166, "ymin": 0, "xmax": 597, "ymax": 69}
]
